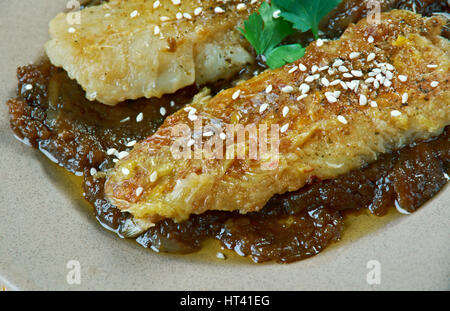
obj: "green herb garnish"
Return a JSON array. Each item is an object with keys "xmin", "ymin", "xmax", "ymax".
[
  {"xmin": 239, "ymin": 0, "xmax": 341, "ymax": 69},
  {"xmin": 273, "ymin": 0, "xmax": 342, "ymax": 39}
]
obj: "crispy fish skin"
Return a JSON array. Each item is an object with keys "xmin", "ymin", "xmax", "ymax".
[
  {"xmin": 105, "ymin": 10, "xmax": 450, "ymax": 224},
  {"xmin": 45, "ymin": 0, "xmax": 259, "ymax": 105}
]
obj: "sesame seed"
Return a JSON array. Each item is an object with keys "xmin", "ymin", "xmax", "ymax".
[
  {"xmin": 402, "ymin": 93, "xmax": 409, "ymax": 104},
  {"xmin": 299, "ymin": 64, "xmax": 307, "ymax": 71},
  {"xmin": 368, "ymin": 36, "xmax": 374, "ymax": 43},
  {"xmin": 288, "ymin": 66, "xmax": 298, "ymax": 73},
  {"xmin": 187, "ymin": 139, "xmax": 195, "ymax": 147},
  {"xmin": 343, "ymin": 73, "xmax": 353, "ymax": 78},
  {"xmin": 431, "ymin": 81, "xmax": 439, "ymax": 87},
  {"xmin": 369, "ymin": 101, "xmax": 378, "ymax": 108},
  {"xmin": 330, "ymin": 79, "xmax": 341, "ymax": 86},
  {"xmin": 154, "ymin": 26, "xmax": 160, "ymax": 35},
  {"xmin": 321, "ymin": 77, "xmax": 330, "ymax": 87},
  {"xmin": 297, "ymin": 94, "xmax": 307, "ymax": 101},
  {"xmin": 236, "ymin": 3, "xmax": 247, "ymax": 11},
  {"xmin": 367, "ymin": 53, "xmax": 376, "ymax": 62},
  {"xmin": 90, "ymin": 168, "xmax": 97, "ymax": 176},
  {"xmin": 68, "ymin": 27, "xmax": 76, "ymax": 33},
  {"xmin": 385, "ymin": 71, "xmax": 393, "ymax": 80},
  {"xmin": 333, "ymin": 91, "xmax": 341, "ymax": 98},
  {"xmin": 136, "ymin": 112, "xmax": 144, "ymax": 122},
  {"xmin": 194, "ymin": 7, "xmax": 203, "ymax": 15},
  {"xmin": 391, "ymin": 110, "xmax": 402, "ymax": 117},
  {"xmin": 427, "ymin": 64, "xmax": 438, "ymax": 68},
  {"xmin": 384, "ymin": 79, "xmax": 392, "ymax": 87},
  {"xmin": 373, "ymin": 80, "xmax": 380, "ymax": 89},
  {"xmin": 359, "ymin": 94, "xmax": 367, "ymax": 106},
  {"xmin": 160, "ymin": 16, "xmax": 170, "ymax": 21},
  {"xmin": 316, "ymin": 39, "xmax": 324, "ymax": 47},
  {"xmin": 214, "ymin": 7, "xmax": 225, "ymax": 13},
  {"xmin": 135, "ymin": 187, "xmax": 144, "ymax": 197},
  {"xmin": 398, "ymin": 75, "xmax": 407, "ymax": 82},
  {"xmin": 122, "ymin": 168, "xmax": 130, "ymax": 175},
  {"xmin": 280, "ymin": 123, "xmax": 289, "ymax": 133},
  {"xmin": 340, "ymin": 81, "xmax": 348, "ymax": 90},
  {"xmin": 126, "ymin": 140, "xmax": 137, "ymax": 147},
  {"xmin": 305, "ymin": 75, "xmax": 316, "ymax": 82},
  {"xmin": 351, "ymin": 70, "xmax": 363, "ymax": 77},
  {"xmin": 219, "ymin": 133, "xmax": 227, "ymax": 140},
  {"xmin": 319, "ymin": 66, "xmax": 329, "ymax": 72},
  {"xmin": 216, "ymin": 252, "xmax": 226, "ymax": 260},
  {"xmin": 281, "ymin": 86, "xmax": 294, "ymax": 93},
  {"xmin": 24, "ymin": 84, "xmax": 33, "ymax": 90},
  {"xmin": 153, "ymin": 1, "xmax": 161, "ymax": 9},
  {"xmin": 265, "ymin": 85, "xmax": 273, "ymax": 93},
  {"xmin": 188, "ymin": 114, "xmax": 198, "ymax": 121},
  {"xmin": 338, "ymin": 66, "xmax": 348, "ymax": 73},
  {"xmin": 337, "ymin": 115, "xmax": 348, "ymax": 124},
  {"xmin": 259, "ymin": 103, "xmax": 269, "ymax": 113},
  {"xmin": 117, "ymin": 151, "xmax": 129, "ymax": 159},
  {"xmin": 183, "ymin": 13, "xmax": 192, "ymax": 19},
  {"xmin": 349, "ymin": 52, "xmax": 360, "ymax": 59},
  {"xmin": 386, "ymin": 64, "xmax": 395, "ymax": 71},
  {"xmin": 113, "ymin": 159, "xmax": 119, "ymax": 163},
  {"xmin": 130, "ymin": 10, "xmax": 138, "ymax": 18},
  {"xmin": 150, "ymin": 171, "xmax": 158, "ymax": 183},
  {"xmin": 170, "ymin": 100, "xmax": 175, "ymax": 107},
  {"xmin": 203, "ymin": 131, "xmax": 214, "ymax": 137},
  {"xmin": 333, "ymin": 59, "xmax": 344, "ymax": 67},
  {"xmin": 172, "ymin": 0, "xmax": 181, "ymax": 5},
  {"xmin": 282, "ymin": 106, "xmax": 289, "ymax": 117},
  {"xmin": 176, "ymin": 12, "xmax": 182, "ymax": 19},
  {"xmin": 365, "ymin": 77, "xmax": 375, "ymax": 83},
  {"xmin": 299, "ymin": 83, "xmax": 310, "ymax": 94},
  {"xmin": 160, "ymin": 107, "xmax": 166, "ymax": 116},
  {"xmin": 107, "ymin": 148, "xmax": 117, "ymax": 155},
  {"xmin": 232, "ymin": 89, "xmax": 241, "ymax": 100},
  {"xmin": 325, "ymin": 93, "xmax": 337, "ymax": 103}
]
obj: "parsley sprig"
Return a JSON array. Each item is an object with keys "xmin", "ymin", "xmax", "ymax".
[{"xmin": 239, "ymin": 0, "xmax": 341, "ymax": 69}]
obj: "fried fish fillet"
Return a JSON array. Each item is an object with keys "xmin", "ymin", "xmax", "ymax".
[
  {"xmin": 45, "ymin": 0, "xmax": 260, "ymax": 105},
  {"xmin": 105, "ymin": 10, "xmax": 450, "ymax": 224}
]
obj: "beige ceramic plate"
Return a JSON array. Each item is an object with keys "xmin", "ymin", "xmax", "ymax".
[{"xmin": 0, "ymin": 0, "xmax": 449, "ymax": 291}]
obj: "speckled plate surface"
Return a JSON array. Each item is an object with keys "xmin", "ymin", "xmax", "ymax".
[{"xmin": 0, "ymin": 0, "xmax": 449, "ymax": 291}]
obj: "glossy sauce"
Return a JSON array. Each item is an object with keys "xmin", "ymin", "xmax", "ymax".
[{"xmin": 5, "ymin": 0, "xmax": 449, "ymax": 263}]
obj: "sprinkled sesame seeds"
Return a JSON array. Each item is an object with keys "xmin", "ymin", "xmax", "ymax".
[
  {"xmin": 126, "ymin": 140, "xmax": 137, "ymax": 147},
  {"xmin": 135, "ymin": 187, "xmax": 143, "ymax": 197},
  {"xmin": 402, "ymin": 93, "xmax": 409, "ymax": 104},
  {"xmin": 316, "ymin": 39, "xmax": 324, "ymax": 47},
  {"xmin": 24, "ymin": 84, "xmax": 33, "ymax": 90},
  {"xmin": 153, "ymin": 1, "xmax": 161, "ymax": 9},
  {"xmin": 150, "ymin": 171, "xmax": 158, "ymax": 182},
  {"xmin": 107, "ymin": 148, "xmax": 117, "ymax": 155},
  {"xmin": 325, "ymin": 92, "xmax": 337, "ymax": 103},
  {"xmin": 398, "ymin": 75, "xmax": 407, "ymax": 82},
  {"xmin": 160, "ymin": 107, "xmax": 166, "ymax": 116},
  {"xmin": 359, "ymin": 94, "xmax": 367, "ymax": 106},
  {"xmin": 431, "ymin": 81, "xmax": 439, "ymax": 87},
  {"xmin": 338, "ymin": 66, "xmax": 348, "ymax": 73},
  {"xmin": 154, "ymin": 26, "xmax": 160, "ymax": 35},
  {"xmin": 311, "ymin": 65, "xmax": 319, "ymax": 73},
  {"xmin": 299, "ymin": 83, "xmax": 310, "ymax": 94},
  {"xmin": 265, "ymin": 85, "xmax": 273, "ymax": 93},
  {"xmin": 333, "ymin": 59, "xmax": 344, "ymax": 67},
  {"xmin": 288, "ymin": 66, "xmax": 298, "ymax": 73},
  {"xmin": 203, "ymin": 131, "xmax": 214, "ymax": 137},
  {"xmin": 90, "ymin": 168, "xmax": 97, "ymax": 176},
  {"xmin": 187, "ymin": 139, "xmax": 195, "ymax": 147},
  {"xmin": 259, "ymin": 103, "xmax": 269, "ymax": 113},
  {"xmin": 130, "ymin": 10, "xmax": 138, "ymax": 18},
  {"xmin": 232, "ymin": 89, "xmax": 241, "ymax": 100},
  {"xmin": 214, "ymin": 7, "xmax": 225, "ymax": 13},
  {"xmin": 321, "ymin": 77, "xmax": 330, "ymax": 87},
  {"xmin": 120, "ymin": 116, "xmax": 130, "ymax": 123},
  {"xmin": 297, "ymin": 94, "xmax": 307, "ymax": 101},
  {"xmin": 427, "ymin": 64, "xmax": 438, "ymax": 68},
  {"xmin": 122, "ymin": 168, "xmax": 130, "ymax": 175},
  {"xmin": 351, "ymin": 70, "xmax": 363, "ymax": 77},
  {"xmin": 176, "ymin": 12, "xmax": 183, "ymax": 19},
  {"xmin": 337, "ymin": 115, "xmax": 348, "ymax": 124},
  {"xmin": 172, "ymin": 0, "xmax": 181, "ymax": 5},
  {"xmin": 282, "ymin": 106, "xmax": 289, "ymax": 117},
  {"xmin": 281, "ymin": 85, "xmax": 294, "ymax": 93},
  {"xmin": 299, "ymin": 64, "xmax": 307, "ymax": 71},
  {"xmin": 236, "ymin": 3, "xmax": 247, "ymax": 11},
  {"xmin": 194, "ymin": 7, "xmax": 202, "ymax": 15},
  {"xmin": 160, "ymin": 16, "xmax": 170, "ymax": 21},
  {"xmin": 117, "ymin": 151, "xmax": 129, "ymax": 159},
  {"xmin": 368, "ymin": 36, "xmax": 374, "ymax": 43},
  {"xmin": 391, "ymin": 110, "xmax": 402, "ymax": 117},
  {"xmin": 349, "ymin": 52, "xmax": 360, "ymax": 59},
  {"xmin": 68, "ymin": 27, "xmax": 76, "ymax": 33},
  {"xmin": 219, "ymin": 133, "xmax": 227, "ymax": 140},
  {"xmin": 136, "ymin": 112, "xmax": 144, "ymax": 122},
  {"xmin": 369, "ymin": 101, "xmax": 378, "ymax": 108},
  {"xmin": 183, "ymin": 13, "xmax": 192, "ymax": 19},
  {"xmin": 280, "ymin": 123, "xmax": 289, "ymax": 133},
  {"xmin": 367, "ymin": 53, "xmax": 376, "ymax": 62},
  {"xmin": 216, "ymin": 252, "xmax": 226, "ymax": 260}
]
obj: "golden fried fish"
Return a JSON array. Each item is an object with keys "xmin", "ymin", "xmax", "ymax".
[
  {"xmin": 45, "ymin": 0, "xmax": 260, "ymax": 105},
  {"xmin": 105, "ymin": 10, "xmax": 450, "ymax": 225}
]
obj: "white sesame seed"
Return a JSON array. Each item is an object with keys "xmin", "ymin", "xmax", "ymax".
[
  {"xmin": 113, "ymin": 159, "xmax": 119, "ymax": 163},
  {"xmin": 368, "ymin": 36, "xmax": 374, "ymax": 43},
  {"xmin": 351, "ymin": 70, "xmax": 363, "ymax": 77},
  {"xmin": 183, "ymin": 13, "xmax": 192, "ymax": 19},
  {"xmin": 24, "ymin": 84, "xmax": 33, "ymax": 90},
  {"xmin": 391, "ymin": 110, "xmax": 402, "ymax": 117},
  {"xmin": 265, "ymin": 85, "xmax": 273, "ymax": 93},
  {"xmin": 402, "ymin": 93, "xmax": 409, "ymax": 104},
  {"xmin": 343, "ymin": 73, "xmax": 353, "ymax": 78},
  {"xmin": 68, "ymin": 27, "xmax": 76, "ymax": 33},
  {"xmin": 385, "ymin": 71, "xmax": 393, "ymax": 80},
  {"xmin": 160, "ymin": 16, "xmax": 170, "ymax": 21},
  {"xmin": 297, "ymin": 94, "xmax": 307, "ymax": 101},
  {"xmin": 299, "ymin": 83, "xmax": 310, "ymax": 94},
  {"xmin": 188, "ymin": 114, "xmax": 198, "ymax": 121},
  {"xmin": 259, "ymin": 103, "xmax": 269, "ymax": 113},
  {"xmin": 330, "ymin": 79, "xmax": 341, "ymax": 86},
  {"xmin": 187, "ymin": 139, "xmax": 195, "ymax": 147},
  {"xmin": 154, "ymin": 26, "xmax": 160, "ymax": 35},
  {"xmin": 219, "ymin": 133, "xmax": 227, "ymax": 140},
  {"xmin": 172, "ymin": 0, "xmax": 181, "ymax": 5},
  {"xmin": 281, "ymin": 86, "xmax": 294, "ymax": 93},
  {"xmin": 316, "ymin": 39, "xmax": 324, "ymax": 47},
  {"xmin": 337, "ymin": 115, "xmax": 348, "ymax": 124},
  {"xmin": 170, "ymin": 100, "xmax": 175, "ymax": 107},
  {"xmin": 273, "ymin": 10, "xmax": 281, "ymax": 19},
  {"xmin": 126, "ymin": 140, "xmax": 137, "ymax": 147},
  {"xmin": 203, "ymin": 131, "xmax": 214, "ymax": 137},
  {"xmin": 384, "ymin": 79, "xmax": 392, "ymax": 87},
  {"xmin": 107, "ymin": 148, "xmax": 117, "ymax": 155},
  {"xmin": 305, "ymin": 75, "xmax": 316, "ymax": 82},
  {"xmin": 280, "ymin": 123, "xmax": 289, "ymax": 133},
  {"xmin": 298, "ymin": 64, "xmax": 307, "ymax": 71},
  {"xmin": 333, "ymin": 91, "xmax": 341, "ymax": 98},
  {"xmin": 349, "ymin": 52, "xmax": 361, "ymax": 59},
  {"xmin": 122, "ymin": 168, "xmax": 130, "ymax": 175},
  {"xmin": 311, "ymin": 65, "xmax": 319, "ymax": 73},
  {"xmin": 333, "ymin": 59, "xmax": 344, "ymax": 67},
  {"xmin": 214, "ymin": 7, "xmax": 225, "ymax": 13},
  {"xmin": 176, "ymin": 12, "xmax": 182, "ymax": 19},
  {"xmin": 136, "ymin": 112, "xmax": 144, "ymax": 122},
  {"xmin": 288, "ymin": 66, "xmax": 298, "ymax": 73},
  {"xmin": 150, "ymin": 171, "xmax": 158, "ymax": 183},
  {"xmin": 216, "ymin": 252, "xmax": 226, "ymax": 260},
  {"xmin": 369, "ymin": 101, "xmax": 378, "ymax": 108},
  {"xmin": 365, "ymin": 77, "xmax": 375, "ymax": 83},
  {"xmin": 160, "ymin": 107, "xmax": 167, "ymax": 116},
  {"xmin": 90, "ymin": 168, "xmax": 97, "ymax": 176},
  {"xmin": 367, "ymin": 53, "xmax": 376, "ymax": 62},
  {"xmin": 325, "ymin": 93, "xmax": 337, "ymax": 103},
  {"xmin": 319, "ymin": 66, "xmax": 329, "ymax": 72},
  {"xmin": 282, "ymin": 106, "xmax": 289, "ymax": 117},
  {"xmin": 130, "ymin": 10, "xmax": 138, "ymax": 18},
  {"xmin": 117, "ymin": 151, "xmax": 129, "ymax": 159},
  {"xmin": 236, "ymin": 3, "xmax": 247, "ymax": 11},
  {"xmin": 398, "ymin": 75, "xmax": 408, "ymax": 82},
  {"xmin": 359, "ymin": 94, "xmax": 367, "ymax": 106},
  {"xmin": 232, "ymin": 89, "xmax": 241, "ymax": 100},
  {"xmin": 386, "ymin": 64, "xmax": 395, "ymax": 71},
  {"xmin": 373, "ymin": 80, "xmax": 380, "ymax": 89},
  {"xmin": 340, "ymin": 81, "xmax": 348, "ymax": 90},
  {"xmin": 431, "ymin": 81, "xmax": 439, "ymax": 87},
  {"xmin": 135, "ymin": 187, "xmax": 144, "ymax": 197},
  {"xmin": 153, "ymin": 1, "xmax": 161, "ymax": 9},
  {"xmin": 427, "ymin": 64, "xmax": 438, "ymax": 68},
  {"xmin": 338, "ymin": 66, "xmax": 349, "ymax": 73},
  {"xmin": 321, "ymin": 77, "xmax": 330, "ymax": 87},
  {"xmin": 194, "ymin": 7, "xmax": 203, "ymax": 15}
]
